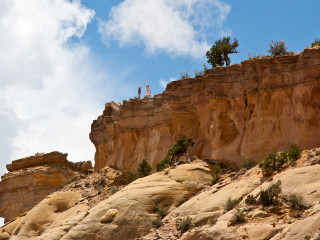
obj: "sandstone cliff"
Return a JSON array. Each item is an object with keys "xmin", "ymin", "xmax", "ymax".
[
  {"xmin": 0, "ymin": 152, "xmax": 92, "ymax": 223},
  {"xmin": 90, "ymin": 47, "xmax": 320, "ymax": 172},
  {"xmin": 2, "ymin": 147, "xmax": 320, "ymax": 240}
]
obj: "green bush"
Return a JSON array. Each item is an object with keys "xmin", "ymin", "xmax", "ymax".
[
  {"xmin": 225, "ymin": 197, "xmax": 240, "ymax": 211},
  {"xmin": 311, "ymin": 38, "xmax": 320, "ymax": 47},
  {"xmin": 156, "ymin": 136, "xmax": 194, "ymax": 171},
  {"xmin": 288, "ymin": 193, "xmax": 306, "ymax": 209},
  {"xmin": 206, "ymin": 37, "xmax": 239, "ymax": 67},
  {"xmin": 151, "ymin": 218, "xmax": 163, "ymax": 229},
  {"xmin": 258, "ymin": 151, "xmax": 277, "ymax": 176},
  {"xmin": 138, "ymin": 159, "xmax": 152, "ymax": 177},
  {"xmin": 211, "ymin": 164, "xmax": 221, "ymax": 185},
  {"xmin": 245, "ymin": 195, "xmax": 257, "ymax": 205},
  {"xmin": 241, "ymin": 157, "xmax": 255, "ymax": 170},
  {"xmin": 211, "ymin": 175, "xmax": 220, "ymax": 186},
  {"xmin": 288, "ymin": 144, "xmax": 301, "ymax": 162},
  {"xmin": 180, "ymin": 72, "xmax": 191, "ymax": 79},
  {"xmin": 155, "ymin": 205, "xmax": 169, "ymax": 219},
  {"xmin": 259, "ymin": 151, "xmax": 288, "ymax": 176},
  {"xmin": 126, "ymin": 173, "xmax": 139, "ymax": 185},
  {"xmin": 267, "ymin": 40, "xmax": 288, "ymax": 56},
  {"xmin": 260, "ymin": 190, "xmax": 273, "ymax": 206},
  {"xmin": 177, "ymin": 216, "xmax": 192, "ymax": 234},
  {"xmin": 260, "ymin": 180, "xmax": 281, "ymax": 206},
  {"xmin": 230, "ymin": 208, "xmax": 246, "ymax": 225}
]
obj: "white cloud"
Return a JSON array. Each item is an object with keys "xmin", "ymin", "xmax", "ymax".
[
  {"xmin": 99, "ymin": 0, "xmax": 231, "ymax": 58},
  {"xmin": 0, "ymin": 0, "xmax": 119, "ymax": 179},
  {"xmin": 159, "ymin": 77, "xmax": 175, "ymax": 89}
]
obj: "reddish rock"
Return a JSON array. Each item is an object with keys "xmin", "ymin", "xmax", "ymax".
[
  {"xmin": 90, "ymin": 48, "xmax": 320, "ymax": 172},
  {"xmin": 0, "ymin": 152, "xmax": 92, "ymax": 223}
]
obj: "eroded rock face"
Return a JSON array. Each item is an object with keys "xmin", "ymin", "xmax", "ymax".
[
  {"xmin": 0, "ymin": 152, "xmax": 92, "ymax": 223},
  {"xmin": 8, "ymin": 162, "xmax": 212, "ymax": 240},
  {"xmin": 90, "ymin": 48, "xmax": 320, "ymax": 172}
]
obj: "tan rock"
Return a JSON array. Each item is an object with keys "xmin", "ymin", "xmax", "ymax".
[
  {"xmin": 0, "ymin": 152, "xmax": 93, "ymax": 223},
  {"xmin": 90, "ymin": 48, "xmax": 320, "ymax": 172},
  {"xmin": 9, "ymin": 191, "xmax": 84, "ymax": 240},
  {"xmin": 100, "ymin": 209, "xmax": 118, "ymax": 223},
  {"xmin": 10, "ymin": 163, "xmax": 212, "ymax": 240}
]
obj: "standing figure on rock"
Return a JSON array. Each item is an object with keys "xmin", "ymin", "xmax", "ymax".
[
  {"xmin": 138, "ymin": 86, "xmax": 142, "ymax": 99},
  {"xmin": 144, "ymin": 83, "xmax": 151, "ymax": 98}
]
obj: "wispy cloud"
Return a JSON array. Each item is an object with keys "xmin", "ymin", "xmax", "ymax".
[
  {"xmin": 0, "ymin": 0, "xmax": 119, "ymax": 178},
  {"xmin": 99, "ymin": 0, "xmax": 231, "ymax": 58}
]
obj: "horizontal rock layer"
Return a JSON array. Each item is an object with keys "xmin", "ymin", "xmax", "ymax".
[
  {"xmin": 0, "ymin": 152, "xmax": 92, "ymax": 223},
  {"xmin": 90, "ymin": 47, "xmax": 320, "ymax": 172}
]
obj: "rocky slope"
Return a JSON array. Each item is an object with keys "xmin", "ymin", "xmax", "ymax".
[
  {"xmin": 0, "ymin": 152, "xmax": 92, "ymax": 223},
  {"xmin": 1, "ymin": 147, "xmax": 320, "ymax": 240},
  {"xmin": 90, "ymin": 47, "xmax": 320, "ymax": 172}
]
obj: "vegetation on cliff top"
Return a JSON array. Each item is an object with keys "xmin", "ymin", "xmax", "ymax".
[{"xmin": 206, "ymin": 37, "xmax": 239, "ymax": 68}]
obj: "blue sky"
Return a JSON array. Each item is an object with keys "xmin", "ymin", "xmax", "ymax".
[{"xmin": 0, "ymin": 0, "xmax": 319, "ymax": 225}]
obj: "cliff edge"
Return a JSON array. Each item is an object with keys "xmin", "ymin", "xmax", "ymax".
[{"xmin": 90, "ymin": 47, "xmax": 320, "ymax": 172}]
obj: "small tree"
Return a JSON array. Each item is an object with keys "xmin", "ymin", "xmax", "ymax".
[
  {"xmin": 156, "ymin": 136, "xmax": 194, "ymax": 171},
  {"xmin": 138, "ymin": 159, "xmax": 152, "ymax": 177},
  {"xmin": 267, "ymin": 40, "xmax": 288, "ymax": 56},
  {"xmin": 206, "ymin": 37, "xmax": 239, "ymax": 68}
]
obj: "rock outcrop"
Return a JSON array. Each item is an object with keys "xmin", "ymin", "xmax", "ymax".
[
  {"xmin": 3, "ymin": 148, "xmax": 320, "ymax": 240},
  {"xmin": 0, "ymin": 152, "xmax": 92, "ymax": 223},
  {"xmin": 90, "ymin": 47, "xmax": 320, "ymax": 172},
  {"xmin": 6, "ymin": 162, "xmax": 212, "ymax": 240}
]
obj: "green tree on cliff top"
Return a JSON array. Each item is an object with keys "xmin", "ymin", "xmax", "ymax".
[{"xmin": 206, "ymin": 37, "xmax": 239, "ymax": 68}]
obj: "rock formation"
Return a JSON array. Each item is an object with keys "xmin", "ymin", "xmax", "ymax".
[
  {"xmin": 90, "ymin": 47, "xmax": 320, "ymax": 172},
  {"xmin": 2, "ymin": 147, "xmax": 320, "ymax": 240},
  {"xmin": 0, "ymin": 152, "xmax": 92, "ymax": 223}
]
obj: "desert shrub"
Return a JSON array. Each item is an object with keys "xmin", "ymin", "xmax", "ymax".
[
  {"xmin": 249, "ymin": 53, "xmax": 268, "ymax": 60},
  {"xmin": 156, "ymin": 136, "xmax": 194, "ymax": 171},
  {"xmin": 126, "ymin": 173, "xmax": 139, "ymax": 185},
  {"xmin": 151, "ymin": 218, "xmax": 163, "ymax": 229},
  {"xmin": 258, "ymin": 151, "xmax": 277, "ymax": 176},
  {"xmin": 288, "ymin": 193, "xmax": 306, "ymax": 209},
  {"xmin": 288, "ymin": 144, "xmax": 301, "ymax": 162},
  {"xmin": 177, "ymin": 216, "xmax": 192, "ymax": 234},
  {"xmin": 275, "ymin": 152, "xmax": 288, "ymax": 170},
  {"xmin": 260, "ymin": 180, "xmax": 281, "ymax": 206},
  {"xmin": 245, "ymin": 194, "xmax": 257, "ymax": 205},
  {"xmin": 211, "ymin": 164, "xmax": 221, "ymax": 185},
  {"xmin": 180, "ymin": 72, "xmax": 191, "ymax": 79},
  {"xmin": 93, "ymin": 177, "xmax": 106, "ymax": 189},
  {"xmin": 155, "ymin": 205, "xmax": 169, "ymax": 219},
  {"xmin": 304, "ymin": 236, "xmax": 311, "ymax": 240},
  {"xmin": 110, "ymin": 186, "xmax": 120, "ymax": 195},
  {"xmin": 225, "ymin": 197, "xmax": 240, "ymax": 211},
  {"xmin": 241, "ymin": 157, "xmax": 255, "ymax": 169},
  {"xmin": 138, "ymin": 159, "xmax": 152, "ymax": 177},
  {"xmin": 260, "ymin": 190, "xmax": 273, "ymax": 206},
  {"xmin": 259, "ymin": 151, "xmax": 287, "ymax": 176},
  {"xmin": 311, "ymin": 38, "xmax": 320, "ymax": 47},
  {"xmin": 230, "ymin": 208, "xmax": 246, "ymax": 225},
  {"xmin": 211, "ymin": 175, "xmax": 220, "ymax": 185},
  {"xmin": 194, "ymin": 69, "xmax": 205, "ymax": 77},
  {"xmin": 267, "ymin": 40, "xmax": 288, "ymax": 56}
]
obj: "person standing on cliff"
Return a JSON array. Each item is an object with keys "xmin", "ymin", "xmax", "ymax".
[
  {"xmin": 138, "ymin": 86, "xmax": 142, "ymax": 99},
  {"xmin": 144, "ymin": 83, "xmax": 151, "ymax": 98}
]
